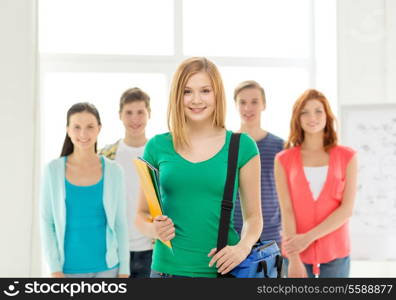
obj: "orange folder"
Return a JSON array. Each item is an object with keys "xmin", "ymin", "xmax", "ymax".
[{"xmin": 133, "ymin": 157, "xmax": 172, "ymax": 250}]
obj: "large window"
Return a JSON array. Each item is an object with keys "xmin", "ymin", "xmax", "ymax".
[
  {"xmin": 39, "ymin": 0, "xmax": 174, "ymax": 55},
  {"xmin": 183, "ymin": 0, "xmax": 311, "ymax": 58},
  {"xmin": 39, "ymin": 0, "xmax": 336, "ymax": 165}
]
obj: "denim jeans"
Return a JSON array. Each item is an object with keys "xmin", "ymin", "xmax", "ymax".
[
  {"xmin": 129, "ymin": 250, "xmax": 153, "ymax": 278},
  {"xmin": 64, "ymin": 267, "xmax": 119, "ymax": 278},
  {"xmin": 150, "ymin": 270, "xmax": 192, "ymax": 278},
  {"xmin": 282, "ymin": 256, "xmax": 350, "ymax": 278}
]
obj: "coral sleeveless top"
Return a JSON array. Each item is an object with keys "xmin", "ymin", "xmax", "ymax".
[{"xmin": 276, "ymin": 145, "xmax": 356, "ymax": 275}]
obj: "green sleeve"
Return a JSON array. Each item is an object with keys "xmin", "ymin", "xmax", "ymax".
[
  {"xmin": 238, "ymin": 133, "xmax": 259, "ymax": 168},
  {"xmin": 143, "ymin": 135, "xmax": 159, "ymax": 169}
]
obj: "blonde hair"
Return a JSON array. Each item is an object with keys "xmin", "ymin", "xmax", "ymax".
[{"xmin": 168, "ymin": 57, "xmax": 226, "ymax": 150}]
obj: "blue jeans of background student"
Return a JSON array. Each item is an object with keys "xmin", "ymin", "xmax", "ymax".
[
  {"xmin": 64, "ymin": 267, "xmax": 119, "ymax": 278},
  {"xmin": 129, "ymin": 250, "xmax": 153, "ymax": 278},
  {"xmin": 282, "ymin": 256, "xmax": 350, "ymax": 278},
  {"xmin": 150, "ymin": 270, "xmax": 192, "ymax": 278}
]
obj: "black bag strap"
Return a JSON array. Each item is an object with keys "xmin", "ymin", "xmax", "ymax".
[
  {"xmin": 276, "ymin": 255, "xmax": 283, "ymax": 278},
  {"xmin": 216, "ymin": 133, "xmax": 282, "ymax": 278},
  {"xmin": 216, "ymin": 132, "xmax": 241, "ymax": 252}
]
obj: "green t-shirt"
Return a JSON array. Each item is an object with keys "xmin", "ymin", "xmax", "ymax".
[{"xmin": 143, "ymin": 130, "xmax": 259, "ymax": 277}]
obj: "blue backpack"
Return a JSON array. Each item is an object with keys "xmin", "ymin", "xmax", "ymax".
[
  {"xmin": 230, "ymin": 240, "xmax": 282, "ymax": 278},
  {"xmin": 217, "ymin": 133, "xmax": 283, "ymax": 278}
]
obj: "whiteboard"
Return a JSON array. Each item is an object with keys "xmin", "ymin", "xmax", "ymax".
[{"xmin": 341, "ymin": 104, "xmax": 396, "ymax": 260}]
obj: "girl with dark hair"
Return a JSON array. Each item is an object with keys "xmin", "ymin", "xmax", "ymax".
[
  {"xmin": 274, "ymin": 89, "xmax": 358, "ymax": 278},
  {"xmin": 60, "ymin": 102, "xmax": 102, "ymax": 157},
  {"xmin": 40, "ymin": 102, "xmax": 129, "ymax": 278}
]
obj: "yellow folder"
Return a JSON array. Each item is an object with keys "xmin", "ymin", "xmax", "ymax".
[{"xmin": 133, "ymin": 157, "xmax": 172, "ymax": 249}]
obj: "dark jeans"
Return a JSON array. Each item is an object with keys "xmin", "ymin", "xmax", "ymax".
[{"xmin": 129, "ymin": 250, "xmax": 153, "ymax": 278}]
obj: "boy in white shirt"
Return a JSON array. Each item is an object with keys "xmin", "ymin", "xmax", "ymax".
[{"xmin": 100, "ymin": 87, "xmax": 153, "ymax": 278}]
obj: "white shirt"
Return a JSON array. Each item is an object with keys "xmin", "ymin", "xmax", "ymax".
[
  {"xmin": 303, "ymin": 166, "xmax": 328, "ymax": 201},
  {"xmin": 115, "ymin": 139, "xmax": 153, "ymax": 251}
]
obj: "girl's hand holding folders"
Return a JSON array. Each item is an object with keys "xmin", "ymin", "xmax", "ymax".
[{"xmin": 153, "ymin": 215, "xmax": 175, "ymax": 242}]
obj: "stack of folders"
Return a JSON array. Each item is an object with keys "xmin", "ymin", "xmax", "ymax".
[{"xmin": 133, "ymin": 157, "xmax": 172, "ymax": 250}]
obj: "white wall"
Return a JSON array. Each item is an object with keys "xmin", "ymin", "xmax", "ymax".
[
  {"xmin": 337, "ymin": 0, "xmax": 396, "ymax": 105},
  {"xmin": 386, "ymin": 0, "xmax": 396, "ymax": 101},
  {"xmin": 338, "ymin": 0, "xmax": 396, "ymax": 276},
  {"xmin": 0, "ymin": 0, "xmax": 40, "ymax": 276}
]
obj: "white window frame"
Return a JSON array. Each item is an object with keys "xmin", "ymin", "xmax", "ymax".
[{"xmin": 40, "ymin": 0, "xmax": 324, "ymax": 94}]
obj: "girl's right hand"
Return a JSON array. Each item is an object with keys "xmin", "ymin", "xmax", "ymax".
[
  {"xmin": 153, "ymin": 215, "xmax": 175, "ymax": 242},
  {"xmin": 288, "ymin": 258, "xmax": 308, "ymax": 278},
  {"xmin": 51, "ymin": 272, "xmax": 65, "ymax": 278}
]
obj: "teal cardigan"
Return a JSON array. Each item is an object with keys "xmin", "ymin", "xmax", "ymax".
[{"xmin": 40, "ymin": 156, "xmax": 130, "ymax": 275}]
